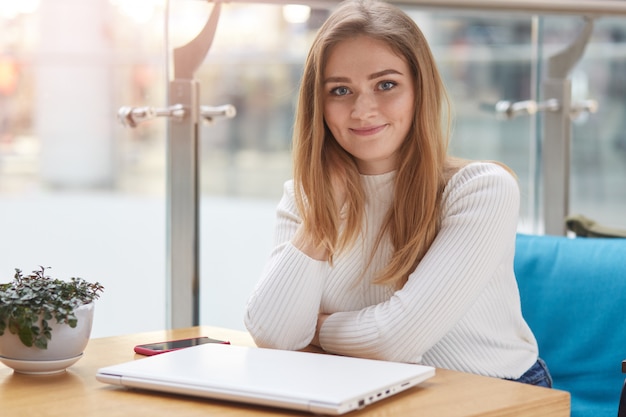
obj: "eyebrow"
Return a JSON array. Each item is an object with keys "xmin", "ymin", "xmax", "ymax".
[{"xmin": 324, "ymin": 69, "xmax": 403, "ymax": 84}]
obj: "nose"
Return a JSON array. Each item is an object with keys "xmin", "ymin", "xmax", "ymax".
[{"xmin": 351, "ymin": 92, "xmax": 377, "ymax": 120}]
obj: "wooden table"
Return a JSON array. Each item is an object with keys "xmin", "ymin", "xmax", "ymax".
[{"xmin": 0, "ymin": 326, "xmax": 570, "ymax": 417}]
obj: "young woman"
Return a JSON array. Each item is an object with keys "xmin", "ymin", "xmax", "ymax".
[{"xmin": 244, "ymin": 0, "xmax": 551, "ymax": 387}]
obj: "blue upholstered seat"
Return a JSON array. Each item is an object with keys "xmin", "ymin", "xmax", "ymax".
[{"xmin": 514, "ymin": 233, "xmax": 626, "ymax": 417}]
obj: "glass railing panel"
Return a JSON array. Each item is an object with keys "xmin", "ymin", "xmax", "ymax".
[
  {"xmin": 196, "ymin": 4, "xmax": 625, "ymax": 330},
  {"xmin": 3, "ymin": 1, "xmax": 623, "ymax": 335}
]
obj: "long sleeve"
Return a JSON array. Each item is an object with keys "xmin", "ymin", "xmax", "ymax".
[
  {"xmin": 245, "ymin": 162, "xmax": 538, "ymax": 379},
  {"xmin": 244, "ymin": 181, "xmax": 327, "ymax": 350}
]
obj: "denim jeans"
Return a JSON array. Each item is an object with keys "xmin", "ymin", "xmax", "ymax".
[{"xmin": 507, "ymin": 358, "xmax": 553, "ymax": 388}]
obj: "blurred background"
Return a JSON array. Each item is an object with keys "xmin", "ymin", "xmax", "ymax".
[{"xmin": 1, "ymin": 0, "xmax": 625, "ymax": 338}]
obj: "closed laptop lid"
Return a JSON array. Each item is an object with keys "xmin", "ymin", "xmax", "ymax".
[{"xmin": 96, "ymin": 343, "xmax": 435, "ymax": 415}]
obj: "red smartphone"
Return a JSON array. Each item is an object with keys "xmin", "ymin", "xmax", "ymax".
[{"xmin": 134, "ymin": 336, "xmax": 230, "ymax": 356}]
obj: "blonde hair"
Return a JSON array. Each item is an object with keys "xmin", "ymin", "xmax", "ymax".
[{"xmin": 293, "ymin": 0, "xmax": 455, "ymax": 288}]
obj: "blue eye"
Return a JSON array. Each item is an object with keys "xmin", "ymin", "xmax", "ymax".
[
  {"xmin": 379, "ymin": 81, "xmax": 396, "ymax": 91},
  {"xmin": 331, "ymin": 86, "xmax": 350, "ymax": 96}
]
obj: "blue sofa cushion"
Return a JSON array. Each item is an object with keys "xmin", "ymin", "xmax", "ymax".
[{"xmin": 515, "ymin": 233, "xmax": 626, "ymax": 417}]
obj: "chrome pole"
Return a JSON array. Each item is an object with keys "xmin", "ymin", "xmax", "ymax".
[
  {"xmin": 542, "ymin": 17, "xmax": 594, "ymax": 235},
  {"xmin": 166, "ymin": 1, "xmax": 223, "ymax": 328}
]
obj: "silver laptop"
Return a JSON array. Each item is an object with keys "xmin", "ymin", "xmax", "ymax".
[{"xmin": 96, "ymin": 343, "xmax": 435, "ymax": 415}]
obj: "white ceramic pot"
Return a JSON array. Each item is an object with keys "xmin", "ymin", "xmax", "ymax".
[{"xmin": 0, "ymin": 302, "xmax": 94, "ymax": 374}]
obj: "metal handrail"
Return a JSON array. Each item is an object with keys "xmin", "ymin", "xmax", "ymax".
[{"xmin": 219, "ymin": 0, "xmax": 626, "ymax": 16}]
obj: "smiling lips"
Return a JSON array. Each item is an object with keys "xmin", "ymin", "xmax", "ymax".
[{"xmin": 349, "ymin": 124, "xmax": 387, "ymax": 136}]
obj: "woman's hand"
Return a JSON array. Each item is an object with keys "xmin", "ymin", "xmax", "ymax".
[
  {"xmin": 291, "ymin": 152, "xmax": 348, "ymax": 261},
  {"xmin": 292, "ymin": 163, "xmax": 348, "ymax": 261}
]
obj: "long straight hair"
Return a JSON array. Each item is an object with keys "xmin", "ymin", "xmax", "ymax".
[{"xmin": 293, "ymin": 0, "xmax": 454, "ymax": 287}]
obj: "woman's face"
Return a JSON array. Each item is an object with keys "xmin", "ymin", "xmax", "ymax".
[{"xmin": 323, "ymin": 35, "xmax": 415, "ymax": 175}]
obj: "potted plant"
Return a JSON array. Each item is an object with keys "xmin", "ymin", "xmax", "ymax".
[{"xmin": 0, "ymin": 266, "xmax": 104, "ymax": 374}]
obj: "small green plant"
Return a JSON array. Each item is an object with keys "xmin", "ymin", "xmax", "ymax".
[{"xmin": 0, "ymin": 266, "xmax": 104, "ymax": 349}]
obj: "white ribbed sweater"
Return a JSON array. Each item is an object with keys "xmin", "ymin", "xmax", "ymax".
[{"xmin": 244, "ymin": 162, "xmax": 538, "ymax": 379}]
